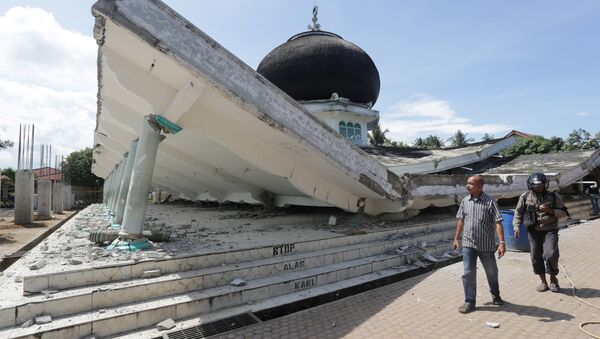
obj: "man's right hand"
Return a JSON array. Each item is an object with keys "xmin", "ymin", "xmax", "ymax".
[
  {"xmin": 452, "ymin": 239, "xmax": 460, "ymax": 250},
  {"xmin": 514, "ymin": 229, "xmax": 520, "ymax": 239}
]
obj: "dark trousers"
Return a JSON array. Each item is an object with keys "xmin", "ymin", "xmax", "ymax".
[{"xmin": 527, "ymin": 228, "xmax": 559, "ymax": 275}]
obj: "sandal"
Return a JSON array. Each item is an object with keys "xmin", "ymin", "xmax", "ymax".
[
  {"xmin": 536, "ymin": 283, "xmax": 549, "ymax": 292},
  {"xmin": 549, "ymin": 282, "xmax": 560, "ymax": 293}
]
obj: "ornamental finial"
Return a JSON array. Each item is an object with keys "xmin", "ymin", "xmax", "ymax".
[{"xmin": 308, "ymin": 3, "xmax": 321, "ymax": 31}]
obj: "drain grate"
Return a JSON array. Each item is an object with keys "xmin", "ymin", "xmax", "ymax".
[{"xmin": 161, "ymin": 313, "xmax": 260, "ymax": 339}]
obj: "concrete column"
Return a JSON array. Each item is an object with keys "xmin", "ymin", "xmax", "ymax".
[
  {"xmin": 110, "ymin": 159, "xmax": 126, "ymax": 214},
  {"xmin": 116, "ymin": 140, "xmax": 138, "ymax": 224},
  {"xmin": 102, "ymin": 178, "xmax": 109, "ymax": 204},
  {"xmin": 37, "ymin": 179, "xmax": 52, "ymax": 219},
  {"xmin": 14, "ymin": 170, "xmax": 34, "ymax": 224},
  {"xmin": 63, "ymin": 184, "xmax": 72, "ymax": 210},
  {"xmin": 121, "ymin": 116, "xmax": 161, "ymax": 238},
  {"xmin": 52, "ymin": 182, "xmax": 64, "ymax": 214},
  {"xmin": 107, "ymin": 167, "xmax": 119, "ymax": 214}
]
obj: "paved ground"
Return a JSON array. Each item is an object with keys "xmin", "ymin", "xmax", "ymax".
[
  {"xmin": 226, "ymin": 218, "xmax": 600, "ymax": 339},
  {"xmin": 0, "ymin": 209, "xmax": 75, "ymax": 263}
]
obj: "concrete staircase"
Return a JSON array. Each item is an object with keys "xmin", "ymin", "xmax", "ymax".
[{"xmin": 0, "ymin": 220, "xmax": 458, "ymax": 339}]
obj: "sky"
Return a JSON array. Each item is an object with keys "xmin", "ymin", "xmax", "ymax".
[{"xmin": 0, "ymin": 0, "xmax": 599, "ymax": 169}]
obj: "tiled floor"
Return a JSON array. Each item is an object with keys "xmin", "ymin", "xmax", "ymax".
[{"xmin": 226, "ymin": 218, "xmax": 600, "ymax": 339}]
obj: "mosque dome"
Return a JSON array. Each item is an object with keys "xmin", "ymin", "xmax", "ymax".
[{"xmin": 257, "ymin": 29, "xmax": 380, "ymax": 106}]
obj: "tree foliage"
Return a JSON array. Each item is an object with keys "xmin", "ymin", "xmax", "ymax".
[
  {"xmin": 62, "ymin": 148, "xmax": 103, "ymax": 187},
  {"xmin": 448, "ymin": 130, "xmax": 474, "ymax": 147},
  {"xmin": 562, "ymin": 128, "xmax": 599, "ymax": 151},
  {"xmin": 482, "ymin": 133, "xmax": 495, "ymax": 141},
  {"xmin": 500, "ymin": 136, "xmax": 557, "ymax": 157},
  {"xmin": 1, "ymin": 168, "xmax": 15, "ymax": 183},
  {"xmin": 412, "ymin": 137, "xmax": 426, "ymax": 149},
  {"xmin": 368, "ymin": 123, "xmax": 389, "ymax": 147},
  {"xmin": 0, "ymin": 138, "xmax": 13, "ymax": 150},
  {"xmin": 423, "ymin": 135, "xmax": 444, "ymax": 149}
]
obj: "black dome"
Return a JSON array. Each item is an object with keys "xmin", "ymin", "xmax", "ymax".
[{"xmin": 257, "ymin": 31, "xmax": 380, "ymax": 105}]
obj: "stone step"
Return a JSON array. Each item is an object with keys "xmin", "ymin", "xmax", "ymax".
[
  {"xmin": 22, "ymin": 219, "xmax": 456, "ymax": 293},
  {"xmin": 0, "ymin": 243, "xmax": 454, "ymax": 339},
  {"xmin": 1, "ymin": 229, "xmax": 456, "ymax": 329},
  {"xmin": 114, "ymin": 260, "xmax": 458, "ymax": 339}
]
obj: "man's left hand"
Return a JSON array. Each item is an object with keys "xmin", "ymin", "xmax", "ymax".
[
  {"xmin": 497, "ymin": 243, "xmax": 506, "ymax": 258},
  {"xmin": 539, "ymin": 204, "xmax": 554, "ymax": 214}
]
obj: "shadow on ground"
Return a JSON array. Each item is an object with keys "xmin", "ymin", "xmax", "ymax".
[{"xmin": 478, "ymin": 301, "xmax": 574, "ymax": 322}]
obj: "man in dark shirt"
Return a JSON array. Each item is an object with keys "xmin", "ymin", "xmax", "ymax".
[
  {"xmin": 453, "ymin": 175, "xmax": 506, "ymax": 314},
  {"xmin": 514, "ymin": 173, "xmax": 567, "ymax": 293},
  {"xmin": 586, "ymin": 183, "xmax": 599, "ymax": 215}
]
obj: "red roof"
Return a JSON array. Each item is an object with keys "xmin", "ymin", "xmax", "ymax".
[{"xmin": 33, "ymin": 167, "xmax": 62, "ymax": 181}]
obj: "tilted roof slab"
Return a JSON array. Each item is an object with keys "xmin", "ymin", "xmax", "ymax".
[
  {"xmin": 92, "ymin": 0, "xmax": 410, "ymax": 214},
  {"xmin": 91, "ymin": 0, "xmax": 600, "ymax": 215}
]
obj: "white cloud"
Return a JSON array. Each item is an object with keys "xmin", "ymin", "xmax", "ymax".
[
  {"xmin": 0, "ymin": 7, "xmax": 96, "ymax": 169},
  {"xmin": 575, "ymin": 111, "xmax": 590, "ymax": 117},
  {"xmin": 380, "ymin": 94, "xmax": 513, "ymax": 144}
]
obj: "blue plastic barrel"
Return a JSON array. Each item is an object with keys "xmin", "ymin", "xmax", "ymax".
[{"xmin": 501, "ymin": 210, "xmax": 530, "ymax": 252}]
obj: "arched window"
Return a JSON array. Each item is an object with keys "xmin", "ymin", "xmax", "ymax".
[
  {"xmin": 339, "ymin": 121, "xmax": 347, "ymax": 138},
  {"xmin": 354, "ymin": 123, "xmax": 362, "ymax": 143}
]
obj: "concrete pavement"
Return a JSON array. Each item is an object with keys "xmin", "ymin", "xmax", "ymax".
[{"xmin": 225, "ymin": 218, "xmax": 600, "ymax": 339}]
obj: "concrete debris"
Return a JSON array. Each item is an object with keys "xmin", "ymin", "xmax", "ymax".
[
  {"xmin": 443, "ymin": 251, "xmax": 455, "ymax": 258},
  {"xmin": 331, "ymin": 322, "xmax": 336, "ymax": 327},
  {"xmin": 5, "ymin": 271, "xmax": 15, "ymax": 277},
  {"xmin": 230, "ymin": 278, "xmax": 247, "ymax": 286},
  {"xmin": 422, "ymin": 254, "xmax": 440, "ymax": 262},
  {"xmin": 400, "ymin": 245, "xmax": 410, "ymax": 251},
  {"xmin": 156, "ymin": 318, "xmax": 176, "ymax": 330},
  {"xmin": 40, "ymin": 244, "xmax": 48, "ymax": 251},
  {"xmin": 35, "ymin": 315, "xmax": 52, "ymax": 324},
  {"xmin": 485, "ymin": 321, "xmax": 500, "ymax": 328},
  {"xmin": 69, "ymin": 259, "xmax": 83, "ymax": 265},
  {"xmin": 143, "ymin": 269, "xmax": 162, "ymax": 278},
  {"xmin": 395, "ymin": 249, "xmax": 404, "ymax": 255},
  {"xmin": 29, "ymin": 260, "xmax": 47, "ymax": 270},
  {"xmin": 328, "ymin": 215, "xmax": 337, "ymax": 226},
  {"xmin": 414, "ymin": 261, "xmax": 427, "ymax": 268},
  {"xmin": 21, "ymin": 319, "xmax": 34, "ymax": 328},
  {"xmin": 42, "ymin": 290, "xmax": 58, "ymax": 298},
  {"xmin": 14, "ymin": 275, "xmax": 23, "ymax": 283},
  {"xmin": 420, "ymin": 241, "xmax": 427, "ymax": 248}
]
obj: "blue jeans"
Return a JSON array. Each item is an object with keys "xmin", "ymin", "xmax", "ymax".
[
  {"xmin": 591, "ymin": 195, "xmax": 599, "ymax": 215},
  {"xmin": 462, "ymin": 247, "xmax": 500, "ymax": 304}
]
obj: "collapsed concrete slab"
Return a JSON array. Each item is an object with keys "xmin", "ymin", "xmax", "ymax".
[{"xmin": 91, "ymin": 0, "xmax": 600, "ymax": 218}]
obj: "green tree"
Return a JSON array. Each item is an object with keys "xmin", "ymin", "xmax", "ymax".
[
  {"xmin": 389, "ymin": 140, "xmax": 410, "ymax": 148},
  {"xmin": 62, "ymin": 148, "xmax": 103, "ymax": 187},
  {"xmin": 412, "ymin": 137, "xmax": 426, "ymax": 149},
  {"xmin": 0, "ymin": 138, "xmax": 13, "ymax": 150},
  {"xmin": 500, "ymin": 135, "xmax": 556, "ymax": 157},
  {"xmin": 423, "ymin": 135, "xmax": 444, "ymax": 149},
  {"xmin": 448, "ymin": 130, "xmax": 474, "ymax": 147},
  {"xmin": 481, "ymin": 133, "xmax": 495, "ymax": 141},
  {"xmin": 368, "ymin": 123, "xmax": 389, "ymax": 147},
  {"xmin": 1, "ymin": 167, "xmax": 15, "ymax": 182},
  {"xmin": 562, "ymin": 128, "xmax": 598, "ymax": 151}
]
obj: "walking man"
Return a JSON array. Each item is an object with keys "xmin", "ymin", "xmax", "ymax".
[
  {"xmin": 514, "ymin": 173, "xmax": 567, "ymax": 292},
  {"xmin": 453, "ymin": 175, "xmax": 506, "ymax": 313}
]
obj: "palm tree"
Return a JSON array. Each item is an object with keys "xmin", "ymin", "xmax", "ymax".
[
  {"xmin": 481, "ymin": 133, "xmax": 494, "ymax": 141},
  {"xmin": 423, "ymin": 135, "xmax": 444, "ymax": 149},
  {"xmin": 413, "ymin": 137, "xmax": 426, "ymax": 149},
  {"xmin": 448, "ymin": 130, "xmax": 474, "ymax": 147},
  {"xmin": 369, "ymin": 123, "xmax": 389, "ymax": 146}
]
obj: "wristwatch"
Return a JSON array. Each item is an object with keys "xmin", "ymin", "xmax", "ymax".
[{"xmin": 499, "ymin": 241, "xmax": 506, "ymax": 245}]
